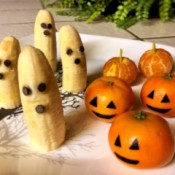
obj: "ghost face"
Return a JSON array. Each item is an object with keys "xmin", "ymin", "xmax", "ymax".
[
  {"xmin": 18, "ymin": 46, "xmax": 58, "ymax": 116},
  {"xmin": 22, "ymin": 81, "xmax": 49, "ymax": 114},
  {"xmin": 35, "ymin": 9, "xmax": 56, "ymax": 38},
  {"xmin": 65, "ymin": 45, "xmax": 85, "ymax": 66},
  {"xmin": 0, "ymin": 59, "xmax": 13, "ymax": 80},
  {"xmin": 40, "ymin": 22, "xmax": 53, "ymax": 36},
  {"xmin": 0, "ymin": 37, "xmax": 19, "ymax": 81},
  {"xmin": 59, "ymin": 25, "xmax": 87, "ymax": 69},
  {"xmin": 19, "ymin": 56, "xmax": 57, "ymax": 116}
]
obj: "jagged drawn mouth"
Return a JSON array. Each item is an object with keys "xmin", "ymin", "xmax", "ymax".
[
  {"xmin": 92, "ymin": 111, "xmax": 116, "ymax": 119},
  {"xmin": 146, "ymin": 104, "xmax": 171, "ymax": 113},
  {"xmin": 114, "ymin": 152, "xmax": 139, "ymax": 165}
]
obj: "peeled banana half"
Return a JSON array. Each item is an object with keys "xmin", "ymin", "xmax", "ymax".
[
  {"xmin": 59, "ymin": 25, "xmax": 87, "ymax": 93},
  {"xmin": 0, "ymin": 36, "xmax": 21, "ymax": 109},
  {"xmin": 18, "ymin": 46, "xmax": 66, "ymax": 152},
  {"xmin": 34, "ymin": 9, "xmax": 57, "ymax": 72}
]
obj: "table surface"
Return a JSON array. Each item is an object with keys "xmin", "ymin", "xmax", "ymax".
[{"xmin": 1, "ymin": 0, "xmax": 175, "ymax": 47}]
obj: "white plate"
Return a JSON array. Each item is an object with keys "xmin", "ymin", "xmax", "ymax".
[{"xmin": 1, "ymin": 34, "xmax": 175, "ymax": 175}]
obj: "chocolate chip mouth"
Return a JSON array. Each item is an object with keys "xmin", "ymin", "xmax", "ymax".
[
  {"xmin": 114, "ymin": 152, "xmax": 139, "ymax": 165},
  {"xmin": 74, "ymin": 58, "xmax": 81, "ymax": 64},
  {"xmin": 35, "ymin": 104, "xmax": 45, "ymax": 114},
  {"xmin": 92, "ymin": 111, "xmax": 116, "ymax": 119},
  {"xmin": 146, "ymin": 104, "xmax": 171, "ymax": 113},
  {"xmin": 43, "ymin": 30, "xmax": 50, "ymax": 36}
]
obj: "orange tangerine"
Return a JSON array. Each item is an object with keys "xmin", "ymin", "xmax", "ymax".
[
  {"xmin": 138, "ymin": 43, "xmax": 173, "ymax": 78},
  {"xmin": 103, "ymin": 49, "xmax": 138, "ymax": 85}
]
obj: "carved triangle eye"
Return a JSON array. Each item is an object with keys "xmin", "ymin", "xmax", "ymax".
[
  {"xmin": 107, "ymin": 101, "xmax": 116, "ymax": 109},
  {"xmin": 90, "ymin": 97, "xmax": 97, "ymax": 107},
  {"xmin": 161, "ymin": 94, "xmax": 170, "ymax": 103},
  {"xmin": 129, "ymin": 138, "xmax": 139, "ymax": 150},
  {"xmin": 147, "ymin": 90, "xmax": 154, "ymax": 99},
  {"xmin": 115, "ymin": 135, "xmax": 121, "ymax": 147}
]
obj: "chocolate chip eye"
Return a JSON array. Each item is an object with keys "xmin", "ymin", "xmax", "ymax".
[
  {"xmin": 47, "ymin": 23, "xmax": 52, "ymax": 29},
  {"xmin": 4, "ymin": 60, "xmax": 11, "ymax": 67},
  {"xmin": 79, "ymin": 46, "xmax": 85, "ymax": 52},
  {"xmin": 0, "ymin": 73, "xmax": 4, "ymax": 79},
  {"xmin": 41, "ymin": 23, "xmax": 47, "ymax": 29},
  {"xmin": 66, "ymin": 48, "xmax": 73, "ymax": 55},
  {"xmin": 38, "ymin": 83, "xmax": 47, "ymax": 92},
  {"xmin": 22, "ymin": 86, "xmax": 32, "ymax": 96}
]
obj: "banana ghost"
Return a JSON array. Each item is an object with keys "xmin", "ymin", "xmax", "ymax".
[
  {"xmin": 59, "ymin": 25, "xmax": 87, "ymax": 93},
  {"xmin": 18, "ymin": 46, "xmax": 66, "ymax": 152},
  {"xmin": 34, "ymin": 9, "xmax": 57, "ymax": 72},
  {"xmin": 0, "ymin": 36, "xmax": 21, "ymax": 109}
]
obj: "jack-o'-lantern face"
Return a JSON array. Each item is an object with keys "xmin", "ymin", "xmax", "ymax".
[
  {"xmin": 85, "ymin": 76, "xmax": 135, "ymax": 122},
  {"xmin": 146, "ymin": 90, "xmax": 171, "ymax": 113},
  {"xmin": 89, "ymin": 96, "xmax": 117, "ymax": 119},
  {"xmin": 114, "ymin": 135, "xmax": 140, "ymax": 165},
  {"xmin": 141, "ymin": 74, "xmax": 175, "ymax": 117}
]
